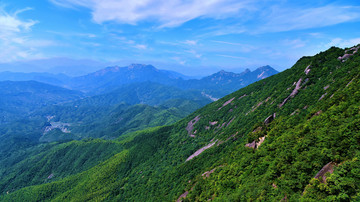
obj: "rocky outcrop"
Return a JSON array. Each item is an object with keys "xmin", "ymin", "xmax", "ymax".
[
  {"xmin": 318, "ymin": 93, "xmax": 327, "ymax": 101},
  {"xmin": 202, "ymin": 168, "xmax": 216, "ymax": 178},
  {"xmin": 177, "ymin": 191, "xmax": 189, "ymax": 202},
  {"xmin": 304, "ymin": 65, "xmax": 311, "ymax": 75},
  {"xmin": 264, "ymin": 113, "xmax": 276, "ymax": 125},
  {"xmin": 186, "ymin": 115, "xmax": 200, "ymax": 137},
  {"xmin": 44, "ymin": 122, "xmax": 71, "ymax": 134},
  {"xmin": 338, "ymin": 45, "xmax": 359, "ymax": 62},
  {"xmin": 314, "ymin": 162, "xmax": 336, "ymax": 183},
  {"xmin": 279, "ymin": 78, "xmax": 302, "ymax": 108},
  {"xmin": 245, "ymin": 136, "xmax": 266, "ymax": 149},
  {"xmin": 186, "ymin": 141, "xmax": 217, "ymax": 161},
  {"xmin": 238, "ymin": 94, "xmax": 247, "ymax": 99},
  {"xmin": 245, "ymin": 141, "xmax": 256, "ymax": 149},
  {"xmin": 218, "ymin": 97, "xmax": 235, "ymax": 110}
]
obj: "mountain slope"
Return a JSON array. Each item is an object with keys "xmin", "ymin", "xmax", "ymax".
[{"xmin": 1, "ymin": 45, "xmax": 359, "ymax": 201}]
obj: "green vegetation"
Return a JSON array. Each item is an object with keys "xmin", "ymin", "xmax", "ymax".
[{"xmin": 0, "ymin": 45, "xmax": 359, "ymax": 201}]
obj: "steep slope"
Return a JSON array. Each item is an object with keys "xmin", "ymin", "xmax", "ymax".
[{"xmin": 1, "ymin": 45, "xmax": 359, "ymax": 201}]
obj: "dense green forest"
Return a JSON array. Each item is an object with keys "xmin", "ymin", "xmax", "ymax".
[{"xmin": 0, "ymin": 45, "xmax": 359, "ymax": 201}]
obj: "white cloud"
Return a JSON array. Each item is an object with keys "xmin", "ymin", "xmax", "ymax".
[
  {"xmin": 0, "ymin": 7, "xmax": 44, "ymax": 62},
  {"xmin": 282, "ymin": 39, "xmax": 306, "ymax": 49},
  {"xmin": 326, "ymin": 38, "xmax": 360, "ymax": 48},
  {"xmin": 183, "ymin": 40, "xmax": 197, "ymax": 46},
  {"xmin": 133, "ymin": 44, "xmax": 147, "ymax": 50},
  {"xmin": 186, "ymin": 50, "xmax": 202, "ymax": 58},
  {"xmin": 259, "ymin": 5, "xmax": 360, "ymax": 33},
  {"xmin": 0, "ymin": 7, "xmax": 37, "ymax": 35},
  {"xmin": 211, "ymin": 40, "xmax": 256, "ymax": 52},
  {"xmin": 50, "ymin": 0, "xmax": 251, "ymax": 27},
  {"xmin": 217, "ymin": 54, "xmax": 246, "ymax": 60},
  {"xmin": 172, "ymin": 56, "xmax": 186, "ymax": 65}
]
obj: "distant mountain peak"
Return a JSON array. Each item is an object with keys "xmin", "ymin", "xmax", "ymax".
[
  {"xmin": 243, "ymin": 68, "xmax": 251, "ymax": 73},
  {"xmin": 128, "ymin": 64, "xmax": 156, "ymax": 70}
]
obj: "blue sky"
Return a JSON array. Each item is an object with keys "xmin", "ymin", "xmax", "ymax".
[{"xmin": 1, "ymin": 0, "xmax": 360, "ymax": 75}]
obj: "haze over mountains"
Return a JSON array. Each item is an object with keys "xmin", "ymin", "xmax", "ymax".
[
  {"xmin": 1, "ymin": 0, "xmax": 360, "ymax": 200},
  {"xmin": 0, "ymin": 45, "xmax": 359, "ymax": 201},
  {"xmin": 0, "ymin": 64, "xmax": 277, "ymax": 144},
  {"xmin": 0, "ymin": 64, "xmax": 278, "ymax": 96}
]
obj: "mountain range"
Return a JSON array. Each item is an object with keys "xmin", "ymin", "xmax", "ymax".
[
  {"xmin": 0, "ymin": 64, "xmax": 277, "ymax": 147},
  {"xmin": 0, "ymin": 64, "xmax": 278, "ymax": 98},
  {"xmin": 0, "ymin": 45, "xmax": 359, "ymax": 201}
]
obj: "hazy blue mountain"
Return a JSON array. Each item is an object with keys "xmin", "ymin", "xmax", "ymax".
[
  {"xmin": 0, "ymin": 58, "xmax": 105, "ymax": 76},
  {"xmin": 69, "ymin": 64, "xmax": 186, "ymax": 93},
  {"xmin": 0, "ymin": 71, "xmax": 71, "ymax": 87},
  {"xmin": 177, "ymin": 65, "xmax": 278, "ymax": 98},
  {"xmin": 0, "ymin": 64, "xmax": 278, "ymax": 99},
  {"xmin": 69, "ymin": 64, "xmax": 278, "ymax": 96},
  {"xmin": 0, "ymin": 80, "xmax": 83, "ymax": 124}
]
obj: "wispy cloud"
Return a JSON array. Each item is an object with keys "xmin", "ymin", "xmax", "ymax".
[
  {"xmin": 258, "ymin": 5, "xmax": 360, "ymax": 33},
  {"xmin": 183, "ymin": 40, "xmax": 197, "ymax": 46},
  {"xmin": 47, "ymin": 30, "xmax": 97, "ymax": 38},
  {"xmin": 0, "ymin": 6, "xmax": 46, "ymax": 62},
  {"xmin": 211, "ymin": 40, "xmax": 256, "ymax": 52},
  {"xmin": 186, "ymin": 50, "xmax": 202, "ymax": 58},
  {"xmin": 282, "ymin": 39, "xmax": 306, "ymax": 49},
  {"xmin": 0, "ymin": 7, "xmax": 37, "ymax": 34},
  {"xmin": 133, "ymin": 44, "xmax": 147, "ymax": 50},
  {"xmin": 172, "ymin": 56, "xmax": 186, "ymax": 65},
  {"xmin": 50, "ymin": 0, "xmax": 252, "ymax": 28},
  {"xmin": 326, "ymin": 37, "xmax": 360, "ymax": 48},
  {"xmin": 217, "ymin": 54, "xmax": 246, "ymax": 60}
]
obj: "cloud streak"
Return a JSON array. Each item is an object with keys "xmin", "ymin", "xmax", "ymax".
[
  {"xmin": 0, "ymin": 6, "xmax": 42, "ymax": 62},
  {"xmin": 258, "ymin": 5, "xmax": 360, "ymax": 33},
  {"xmin": 50, "ymin": 0, "xmax": 251, "ymax": 27}
]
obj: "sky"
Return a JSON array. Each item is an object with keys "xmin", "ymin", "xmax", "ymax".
[{"xmin": 1, "ymin": 0, "xmax": 360, "ymax": 76}]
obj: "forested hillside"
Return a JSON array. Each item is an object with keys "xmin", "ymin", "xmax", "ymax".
[{"xmin": 1, "ymin": 45, "xmax": 359, "ymax": 201}]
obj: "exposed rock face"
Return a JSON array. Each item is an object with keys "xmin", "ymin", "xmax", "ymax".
[
  {"xmin": 346, "ymin": 78, "xmax": 355, "ymax": 87},
  {"xmin": 226, "ymin": 117, "xmax": 236, "ymax": 127},
  {"xmin": 245, "ymin": 141, "xmax": 256, "ymax": 149},
  {"xmin": 338, "ymin": 45, "xmax": 359, "ymax": 62},
  {"xmin": 218, "ymin": 97, "xmax": 235, "ymax": 110},
  {"xmin": 252, "ymin": 126, "xmax": 262, "ymax": 133},
  {"xmin": 186, "ymin": 115, "xmax": 200, "ymax": 137},
  {"xmin": 318, "ymin": 93, "xmax": 327, "ymax": 101},
  {"xmin": 304, "ymin": 65, "xmax": 311, "ymax": 75},
  {"xmin": 44, "ymin": 122, "xmax": 71, "ymax": 134},
  {"xmin": 202, "ymin": 168, "xmax": 216, "ymax": 178},
  {"xmin": 209, "ymin": 121, "xmax": 218, "ymax": 126},
  {"xmin": 245, "ymin": 136, "xmax": 266, "ymax": 149},
  {"xmin": 177, "ymin": 191, "xmax": 189, "ymax": 202},
  {"xmin": 314, "ymin": 162, "xmax": 336, "ymax": 183},
  {"xmin": 264, "ymin": 113, "xmax": 276, "ymax": 125},
  {"xmin": 186, "ymin": 141, "xmax": 217, "ymax": 161},
  {"xmin": 279, "ymin": 78, "xmax": 302, "ymax": 108},
  {"xmin": 256, "ymin": 136, "xmax": 266, "ymax": 148},
  {"xmin": 238, "ymin": 94, "xmax": 247, "ymax": 99}
]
